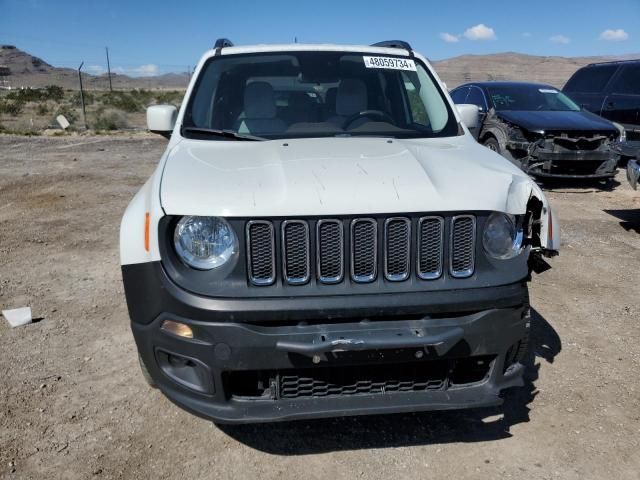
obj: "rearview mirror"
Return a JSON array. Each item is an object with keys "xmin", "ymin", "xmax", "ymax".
[
  {"xmin": 147, "ymin": 105, "xmax": 177, "ymax": 138},
  {"xmin": 456, "ymin": 104, "xmax": 480, "ymax": 130}
]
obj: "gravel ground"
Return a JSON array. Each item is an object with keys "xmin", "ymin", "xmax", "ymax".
[{"xmin": 0, "ymin": 134, "xmax": 639, "ymax": 479}]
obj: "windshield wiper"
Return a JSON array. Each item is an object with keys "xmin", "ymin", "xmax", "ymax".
[{"xmin": 181, "ymin": 127, "xmax": 265, "ymax": 141}]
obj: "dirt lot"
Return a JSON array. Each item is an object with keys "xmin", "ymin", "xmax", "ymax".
[{"xmin": 0, "ymin": 134, "xmax": 639, "ymax": 479}]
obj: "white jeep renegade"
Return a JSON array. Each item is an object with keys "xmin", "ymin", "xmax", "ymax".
[{"xmin": 120, "ymin": 39, "xmax": 559, "ymax": 423}]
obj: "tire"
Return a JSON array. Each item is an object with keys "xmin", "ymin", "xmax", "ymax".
[
  {"xmin": 483, "ymin": 136, "xmax": 501, "ymax": 154},
  {"xmin": 138, "ymin": 354, "xmax": 157, "ymax": 388}
]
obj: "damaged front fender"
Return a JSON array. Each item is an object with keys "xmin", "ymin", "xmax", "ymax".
[{"xmin": 507, "ymin": 176, "xmax": 560, "ymax": 256}]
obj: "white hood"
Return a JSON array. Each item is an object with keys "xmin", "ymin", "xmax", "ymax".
[{"xmin": 160, "ymin": 136, "xmax": 535, "ymax": 217}]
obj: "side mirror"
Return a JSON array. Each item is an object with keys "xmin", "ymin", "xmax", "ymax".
[
  {"xmin": 456, "ymin": 104, "xmax": 480, "ymax": 130},
  {"xmin": 147, "ymin": 105, "xmax": 177, "ymax": 138}
]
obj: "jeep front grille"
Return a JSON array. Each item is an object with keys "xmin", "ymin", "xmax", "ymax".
[
  {"xmin": 282, "ymin": 220, "xmax": 310, "ymax": 284},
  {"xmin": 316, "ymin": 219, "xmax": 344, "ymax": 283},
  {"xmin": 245, "ymin": 215, "xmax": 477, "ymax": 286},
  {"xmin": 246, "ymin": 221, "xmax": 276, "ymax": 285},
  {"xmin": 450, "ymin": 215, "xmax": 476, "ymax": 278},
  {"xmin": 417, "ymin": 216, "xmax": 444, "ymax": 279},
  {"xmin": 384, "ymin": 217, "xmax": 411, "ymax": 281},
  {"xmin": 351, "ymin": 219, "xmax": 378, "ymax": 282}
]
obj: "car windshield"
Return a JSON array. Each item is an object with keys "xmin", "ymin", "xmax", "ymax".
[
  {"xmin": 182, "ymin": 51, "xmax": 459, "ymax": 140},
  {"xmin": 487, "ymin": 85, "xmax": 581, "ymax": 112}
]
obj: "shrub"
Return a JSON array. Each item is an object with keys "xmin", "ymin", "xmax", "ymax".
[
  {"xmin": 37, "ymin": 103, "xmax": 49, "ymax": 115},
  {"xmin": 93, "ymin": 108, "xmax": 129, "ymax": 130},
  {"xmin": 154, "ymin": 90, "xmax": 184, "ymax": 105},
  {"xmin": 43, "ymin": 85, "xmax": 64, "ymax": 101},
  {"xmin": 102, "ymin": 92, "xmax": 141, "ymax": 112},
  {"xmin": 6, "ymin": 85, "xmax": 65, "ymax": 103},
  {"xmin": 71, "ymin": 91, "xmax": 94, "ymax": 107},
  {"xmin": 0, "ymin": 100, "xmax": 24, "ymax": 116}
]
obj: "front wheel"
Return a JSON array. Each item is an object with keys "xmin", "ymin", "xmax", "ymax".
[{"xmin": 483, "ymin": 136, "xmax": 501, "ymax": 154}]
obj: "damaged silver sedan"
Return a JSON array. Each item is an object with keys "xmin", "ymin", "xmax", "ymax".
[{"xmin": 451, "ymin": 82, "xmax": 623, "ymax": 179}]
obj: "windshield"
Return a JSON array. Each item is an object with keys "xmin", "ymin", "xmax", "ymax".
[
  {"xmin": 487, "ymin": 85, "xmax": 581, "ymax": 112},
  {"xmin": 182, "ymin": 51, "xmax": 459, "ymax": 140}
]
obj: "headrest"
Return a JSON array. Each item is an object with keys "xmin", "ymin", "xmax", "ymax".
[
  {"xmin": 336, "ymin": 79, "xmax": 367, "ymax": 116},
  {"xmin": 244, "ymin": 81, "xmax": 277, "ymax": 119}
]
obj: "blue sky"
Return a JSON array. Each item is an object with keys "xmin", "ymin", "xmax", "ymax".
[{"xmin": 1, "ymin": 0, "xmax": 638, "ymax": 76}]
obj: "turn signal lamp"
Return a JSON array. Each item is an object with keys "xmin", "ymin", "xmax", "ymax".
[{"xmin": 161, "ymin": 320, "xmax": 194, "ymax": 339}]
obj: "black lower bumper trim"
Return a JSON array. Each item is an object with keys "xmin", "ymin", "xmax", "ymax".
[{"xmin": 131, "ymin": 304, "xmax": 529, "ymax": 423}]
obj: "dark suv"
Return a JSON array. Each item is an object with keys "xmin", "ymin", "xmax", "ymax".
[{"xmin": 563, "ymin": 60, "xmax": 640, "ymax": 161}]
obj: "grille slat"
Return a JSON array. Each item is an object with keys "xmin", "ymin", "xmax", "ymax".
[
  {"xmin": 246, "ymin": 221, "xmax": 276, "ymax": 285},
  {"xmin": 245, "ymin": 214, "xmax": 476, "ymax": 285},
  {"xmin": 350, "ymin": 219, "xmax": 378, "ymax": 283},
  {"xmin": 384, "ymin": 217, "xmax": 410, "ymax": 281},
  {"xmin": 317, "ymin": 220, "xmax": 344, "ymax": 283},
  {"xmin": 282, "ymin": 220, "xmax": 310, "ymax": 285},
  {"xmin": 278, "ymin": 364, "xmax": 447, "ymax": 399},
  {"xmin": 417, "ymin": 216, "xmax": 444, "ymax": 280},
  {"xmin": 450, "ymin": 215, "xmax": 476, "ymax": 278}
]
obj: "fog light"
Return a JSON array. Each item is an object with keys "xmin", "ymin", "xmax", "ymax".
[
  {"xmin": 155, "ymin": 350, "xmax": 213, "ymax": 394},
  {"xmin": 161, "ymin": 320, "xmax": 194, "ymax": 339}
]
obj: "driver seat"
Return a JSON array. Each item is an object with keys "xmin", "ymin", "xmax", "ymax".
[
  {"xmin": 235, "ymin": 82, "xmax": 287, "ymax": 135},
  {"xmin": 329, "ymin": 79, "xmax": 368, "ymax": 128}
]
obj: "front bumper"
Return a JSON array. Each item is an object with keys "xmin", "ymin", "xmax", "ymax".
[
  {"xmin": 124, "ymin": 262, "xmax": 530, "ymax": 423},
  {"xmin": 132, "ymin": 308, "xmax": 528, "ymax": 423},
  {"xmin": 508, "ymin": 140, "xmax": 618, "ymax": 178},
  {"xmin": 627, "ymin": 160, "xmax": 640, "ymax": 190},
  {"xmin": 526, "ymin": 153, "xmax": 617, "ymax": 179}
]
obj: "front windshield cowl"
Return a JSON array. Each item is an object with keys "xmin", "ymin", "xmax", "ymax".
[{"xmin": 182, "ymin": 51, "xmax": 459, "ymax": 141}]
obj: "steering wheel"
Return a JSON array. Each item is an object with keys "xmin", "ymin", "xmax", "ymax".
[{"xmin": 342, "ymin": 110, "xmax": 394, "ymax": 130}]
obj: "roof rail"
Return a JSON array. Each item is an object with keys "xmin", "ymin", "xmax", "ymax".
[
  {"xmin": 214, "ymin": 38, "xmax": 234, "ymax": 55},
  {"xmin": 371, "ymin": 40, "xmax": 413, "ymax": 52},
  {"xmin": 586, "ymin": 58, "xmax": 640, "ymax": 67}
]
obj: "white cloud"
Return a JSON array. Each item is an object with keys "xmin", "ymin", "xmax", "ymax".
[
  {"xmin": 132, "ymin": 64, "xmax": 159, "ymax": 76},
  {"xmin": 439, "ymin": 32, "xmax": 460, "ymax": 43},
  {"xmin": 599, "ymin": 29, "xmax": 629, "ymax": 41},
  {"xmin": 463, "ymin": 24, "xmax": 496, "ymax": 41},
  {"xmin": 522, "ymin": 32, "xmax": 532, "ymax": 38},
  {"xmin": 112, "ymin": 64, "xmax": 160, "ymax": 77},
  {"xmin": 85, "ymin": 65, "xmax": 106, "ymax": 75},
  {"xmin": 549, "ymin": 34, "xmax": 570, "ymax": 45}
]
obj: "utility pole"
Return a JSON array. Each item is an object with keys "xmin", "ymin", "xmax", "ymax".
[
  {"xmin": 105, "ymin": 47, "xmax": 113, "ymax": 92},
  {"xmin": 77, "ymin": 62, "xmax": 87, "ymax": 130}
]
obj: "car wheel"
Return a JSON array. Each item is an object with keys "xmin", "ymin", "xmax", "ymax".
[
  {"xmin": 138, "ymin": 354, "xmax": 157, "ymax": 388},
  {"xmin": 483, "ymin": 137, "xmax": 501, "ymax": 154}
]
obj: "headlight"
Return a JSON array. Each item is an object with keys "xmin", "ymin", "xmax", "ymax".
[
  {"xmin": 174, "ymin": 216, "xmax": 237, "ymax": 270},
  {"xmin": 483, "ymin": 213, "xmax": 523, "ymax": 260}
]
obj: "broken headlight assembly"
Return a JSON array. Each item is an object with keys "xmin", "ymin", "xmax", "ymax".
[
  {"xmin": 173, "ymin": 216, "xmax": 238, "ymax": 270},
  {"xmin": 612, "ymin": 122, "xmax": 626, "ymax": 142},
  {"xmin": 482, "ymin": 212, "xmax": 524, "ymax": 260}
]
